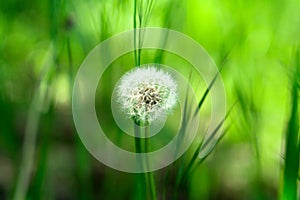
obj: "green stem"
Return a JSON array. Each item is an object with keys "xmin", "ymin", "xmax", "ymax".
[
  {"xmin": 145, "ymin": 126, "xmax": 157, "ymax": 200},
  {"xmin": 134, "ymin": 122, "xmax": 142, "ymax": 154},
  {"xmin": 133, "ymin": 0, "xmax": 139, "ymax": 67},
  {"xmin": 280, "ymin": 48, "xmax": 300, "ymax": 200},
  {"xmin": 134, "ymin": 122, "xmax": 146, "ymax": 200},
  {"xmin": 13, "ymin": 44, "xmax": 56, "ymax": 200}
]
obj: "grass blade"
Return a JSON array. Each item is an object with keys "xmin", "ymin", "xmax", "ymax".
[
  {"xmin": 280, "ymin": 46, "xmax": 300, "ymax": 200},
  {"xmin": 193, "ymin": 50, "xmax": 230, "ymax": 117},
  {"xmin": 177, "ymin": 102, "xmax": 235, "ymax": 188}
]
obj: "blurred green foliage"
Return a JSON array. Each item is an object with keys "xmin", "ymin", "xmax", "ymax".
[{"xmin": 0, "ymin": 0, "xmax": 299, "ymax": 199}]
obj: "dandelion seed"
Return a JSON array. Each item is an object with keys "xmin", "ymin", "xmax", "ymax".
[{"xmin": 116, "ymin": 66, "xmax": 178, "ymax": 125}]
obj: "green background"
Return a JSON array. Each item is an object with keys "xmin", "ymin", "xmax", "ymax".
[{"xmin": 0, "ymin": 0, "xmax": 299, "ymax": 199}]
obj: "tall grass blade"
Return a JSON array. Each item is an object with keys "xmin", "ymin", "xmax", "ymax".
[
  {"xmin": 13, "ymin": 44, "xmax": 56, "ymax": 200},
  {"xmin": 280, "ymin": 47, "xmax": 300, "ymax": 200},
  {"xmin": 193, "ymin": 49, "xmax": 230, "ymax": 117},
  {"xmin": 178, "ymin": 104, "xmax": 234, "ymax": 187}
]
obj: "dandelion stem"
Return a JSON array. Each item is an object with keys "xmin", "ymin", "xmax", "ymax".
[
  {"xmin": 134, "ymin": 122, "xmax": 142, "ymax": 154},
  {"xmin": 145, "ymin": 126, "xmax": 157, "ymax": 200},
  {"xmin": 134, "ymin": 122, "xmax": 146, "ymax": 199}
]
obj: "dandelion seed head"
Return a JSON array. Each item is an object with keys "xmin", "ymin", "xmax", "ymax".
[{"xmin": 116, "ymin": 66, "xmax": 177, "ymax": 124}]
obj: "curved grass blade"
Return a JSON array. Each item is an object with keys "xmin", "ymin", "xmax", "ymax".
[
  {"xmin": 176, "ymin": 102, "xmax": 235, "ymax": 188},
  {"xmin": 193, "ymin": 48, "xmax": 231, "ymax": 117}
]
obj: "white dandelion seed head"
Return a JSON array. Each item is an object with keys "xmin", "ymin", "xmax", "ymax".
[{"xmin": 116, "ymin": 66, "xmax": 178, "ymax": 124}]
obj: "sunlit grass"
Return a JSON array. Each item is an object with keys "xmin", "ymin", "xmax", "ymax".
[
  {"xmin": 0, "ymin": 0, "xmax": 299, "ymax": 199},
  {"xmin": 280, "ymin": 46, "xmax": 300, "ymax": 200}
]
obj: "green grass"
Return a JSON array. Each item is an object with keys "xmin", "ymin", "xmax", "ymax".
[
  {"xmin": 280, "ymin": 46, "xmax": 300, "ymax": 200},
  {"xmin": 0, "ymin": 0, "xmax": 299, "ymax": 199}
]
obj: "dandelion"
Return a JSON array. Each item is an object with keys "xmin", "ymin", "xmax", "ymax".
[{"xmin": 116, "ymin": 66, "xmax": 178, "ymax": 125}]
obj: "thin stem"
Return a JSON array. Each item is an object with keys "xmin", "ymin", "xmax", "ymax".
[
  {"xmin": 134, "ymin": 122, "xmax": 142, "ymax": 154},
  {"xmin": 13, "ymin": 99, "xmax": 41, "ymax": 200},
  {"xmin": 134, "ymin": 122, "xmax": 146, "ymax": 199},
  {"xmin": 145, "ymin": 126, "xmax": 157, "ymax": 200},
  {"xmin": 133, "ymin": 0, "xmax": 138, "ymax": 66},
  {"xmin": 13, "ymin": 44, "xmax": 55, "ymax": 200}
]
